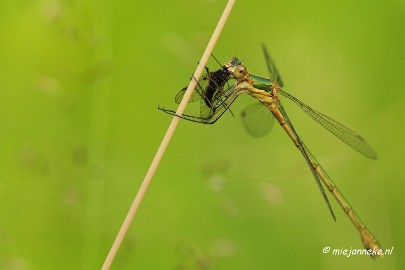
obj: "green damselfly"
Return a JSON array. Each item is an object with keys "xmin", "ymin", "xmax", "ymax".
[{"xmin": 160, "ymin": 45, "xmax": 382, "ymax": 257}]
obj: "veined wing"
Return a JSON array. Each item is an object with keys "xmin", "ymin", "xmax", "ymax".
[
  {"xmin": 175, "ymin": 86, "xmax": 203, "ymax": 104},
  {"xmin": 279, "ymin": 88, "xmax": 377, "ymax": 160},
  {"xmin": 175, "ymin": 68, "xmax": 232, "ymax": 119},
  {"xmin": 175, "ymin": 67, "xmax": 230, "ymax": 104},
  {"xmin": 159, "ymin": 83, "xmax": 239, "ymax": 124},
  {"xmin": 161, "ymin": 56, "xmax": 246, "ymax": 124},
  {"xmin": 241, "ymin": 102, "xmax": 275, "ymax": 137},
  {"xmin": 261, "ymin": 44, "xmax": 283, "ymax": 86}
]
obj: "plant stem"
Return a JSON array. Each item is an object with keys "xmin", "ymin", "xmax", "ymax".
[{"xmin": 101, "ymin": 0, "xmax": 236, "ymax": 269}]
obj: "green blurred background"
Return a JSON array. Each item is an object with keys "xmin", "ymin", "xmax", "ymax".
[{"xmin": 0, "ymin": 0, "xmax": 403, "ymax": 269}]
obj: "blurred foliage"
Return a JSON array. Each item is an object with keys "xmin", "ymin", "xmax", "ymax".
[{"xmin": 0, "ymin": 0, "xmax": 404, "ymax": 269}]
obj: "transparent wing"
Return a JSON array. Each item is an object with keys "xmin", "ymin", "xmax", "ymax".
[
  {"xmin": 175, "ymin": 76, "xmax": 209, "ymax": 104},
  {"xmin": 199, "ymin": 70, "xmax": 232, "ymax": 118},
  {"xmin": 172, "ymin": 67, "xmax": 233, "ymax": 120},
  {"xmin": 241, "ymin": 102, "xmax": 275, "ymax": 137},
  {"xmin": 159, "ymin": 84, "xmax": 239, "ymax": 124},
  {"xmin": 175, "ymin": 87, "xmax": 203, "ymax": 104},
  {"xmin": 279, "ymin": 88, "xmax": 377, "ymax": 160},
  {"xmin": 261, "ymin": 44, "xmax": 283, "ymax": 87}
]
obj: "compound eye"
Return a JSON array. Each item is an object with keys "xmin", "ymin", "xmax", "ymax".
[{"xmin": 233, "ymin": 65, "xmax": 247, "ymax": 79}]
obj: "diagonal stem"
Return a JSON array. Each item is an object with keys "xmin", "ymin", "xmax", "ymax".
[{"xmin": 101, "ymin": 1, "xmax": 236, "ymax": 269}]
